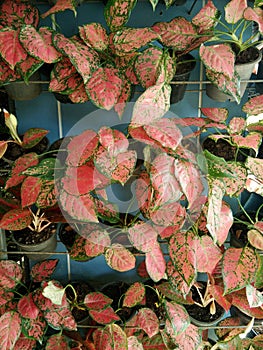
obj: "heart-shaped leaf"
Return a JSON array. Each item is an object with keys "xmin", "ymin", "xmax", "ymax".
[
  {"xmin": 17, "ymin": 293, "xmax": 39, "ymax": 319},
  {"xmin": 105, "ymin": 244, "xmax": 136, "ymax": 272},
  {"xmin": 0, "ymin": 28, "xmax": 27, "ymax": 69},
  {"xmin": 0, "ymin": 312, "xmax": 21, "ymax": 350},
  {"xmin": 136, "ymin": 308, "xmax": 159, "ymax": 338},
  {"xmin": 128, "ymin": 221, "xmax": 158, "ymax": 253},
  {"xmin": 84, "ymin": 292, "xmax": 112, "ymax": 310}
]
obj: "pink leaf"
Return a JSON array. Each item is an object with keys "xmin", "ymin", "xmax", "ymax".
[
  {"xmin": 167, "ymin": 323, "xmax": 201, "ymax": 349},
  {"xmin": 41, "ymin": 0, "xmax": 77, "ymax": 18},
  {"xmin": 45, "ymin": 334, "xmax": 70, "ymax": 350},
  {"xmin": 21, "ymin": 176, "xmax": 42, "ymax": 208},
  {"xmin": 18, "ymin": 293, "xmax": 39, "ymax": 319},
  {"xmin": 247, "ymin": 229, "xmax": 263, "ymax": 250},
  {"xmin": 150, "ymin": 202, "xmax": 186, "ymax": 227},
  {"xmin": 0, "ymin": 1, "xmax": 39, "ymax": 29},
  {"xmin": 201, "ymin": 107, "xmax": 228, "ymax": 123},
  {"xmin": 165, "ymin": 301, "xmax": 190, "ymax": 336},
  {"xmin": 244, "ymin": 7, "xmax": 263, "ymax": 33},
  {"xmin": 83, "ymin": 228, "xmax": 111, "ymax": 257},
  {"xmin": 0, "ymin": 312, "xmax": 21, "ymax": 350},
  {"xmin": 246, "ymin": 156, "xmax": 263, "ymax": 182},
  {"xmin": 99, "ymin": 127, "xmax": 128, "ymax": 157},
  {"xmin": 0, "ymin": 28, "xmax": 27, "ymax": 69},
  {"xmin": 19, "ymin": 26, "xmax": 62, "ymax": 63},
  {"xmin": 207, "ymin": 284, "xmax": 231, "ymax": 312},
  {"xmin": 128, "ymin": 336, "xmax": 143, "ymax": 350},
  {"xmin": 84, "ymin": 292, "xmax": 112, "ymax": 310},
  {"xmin": 13, "ymin": 334, "xmax": 37, "ymax": 350},
  {"xmin": 123, "ymin": 282, "xmax": 145, "ymax": 307},
  {"xmin": 228, "ymin": 117, "xmax": 246, "ymax": 134},
  {"xmin": 86, "ymin": 67, "xmax": 123, "ymax": 110},
  {"xmin": 31, "ymin": 259, "xmax": 59, "ymax": 282},
  {"xmin": 192, "ymin": 1, "xmax": 219, "ymax": 33},
  {"xmin": 231, "ymin": 288, "xmax": 263, "ymax": 318},
  {"xmin": 79, "ymin": 23, "xmax": 109, "ymax": 52},
  {"xmin": 104, "ymin": 0, "xmax": 137, "ymax": 31},
  {"xmin": 232, "ymin": 133, "xmax": 262, "ymax": 154},
  {"xmin": 105, "ymin": 244, "xmax": 136, "ymax": 272},
  {"xmin": 0, "ymin": 260, "xmax": 23, "ymax": 290},
  {"xmin": 89, "ymin": 306, "xmax": 120, "ymax": 325},
  {"xmin": 114, "ymin": 79, "xmax": 133, "ymax": 118},
  {"xmin": 169, "ymin": 231, "xmax": 197, "ymax": 287},
  {"xmin": 136, "ymin": 308, "xmax": 159, "ymax": 338},
  {"xmin": 0, "ymin": 208, "xmax": 32, "ymax": 231},
  {"xmin": 225, "ymin": 0, "xmax": 247, "ymax": 23},
  {"xmin": 195, "ymin": 235, "xmax": 222, "ymax": 274},
  {"xmin": 243, "ymin": 94, "xmax": 263, "ymax": 116},
  {"xmin": 145, "ymin": 244, "xmax": 166, "ymax": 282},
  {"xmin": 128, "ymin": 221, "xmax": 158, "ymax": 253},
  {"xmin": 0, "ymin": 141, "xmax": 8, "ymax": 158},
  {"xmin": 222, "ymin": 247, "xmax": 259, "ymax": 294},
  {"xmin": 167, "ymin": 260, "xmax": 193, "ymax": 297}
]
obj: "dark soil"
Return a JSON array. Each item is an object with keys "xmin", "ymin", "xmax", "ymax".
[
  {"xmin": 202, "ymin": 137, "xmax": 252, "ymax": 161},
  {"xmin": 233, "ymin": 46, "xmax": 260, "ymax": 64},
  {"xmin": 184, "ymin": 282, "xmax": 224, "ymax": 323},
  {"xmin": 174, "ymin": 54, "xmax": 196, "ymax": 75},
  {"xmin": 100, "ymin": 281, "xmax": 134, "ymax": 323},
  {"xmin": 12, "ymin": 223, "xmax": 57, "ymax": 245},
  {"xmin": 230, "ymin": 211, "xmax": 260, "ymax": 247},
  {"xmin": 145, "ymin": 284, "xmax": 166, "ymax": 325},
  {"xmin": 66, "ymin": 281, "xmax": 94, "ymax": 322},
  {"xmin": 58, "ymin": 223, "xmax": 77, "ymax": 249}
]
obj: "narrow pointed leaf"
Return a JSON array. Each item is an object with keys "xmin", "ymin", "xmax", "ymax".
[
  {"xmin": 105, "ymin": 244, "xmax": 136, "ymax": 272},
  {"xmin": 0, "ymin": 141, "xmax": 7, "ymax": 158},
  {"xmin": 222, "ymin": 247, "xmax": 259, "ymax": 294},
  {"xmin": 104, "ymin": 0, "xmax": 137, "ymax": 31}
]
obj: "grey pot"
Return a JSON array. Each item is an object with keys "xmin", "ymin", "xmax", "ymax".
[
  {"xmin": 4, "ymin": 71, "xmax": 42, "ymax": 101},
  {"xmin": 206, "ymin": 48, "xmax": 262, "ymax": 102}
]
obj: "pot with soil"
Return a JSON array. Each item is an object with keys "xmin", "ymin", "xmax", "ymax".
[
  {"xmin": 11, "ymin": 223, "xmax": 57, "ymax": 261},
  {"xmin": 230, "ymin": 305, "xmax": 263, "ymax": 337},
  {"xmin": 184, "ymin": 281, "xmax": 225, "ymax": 327},
  {"xmin": 170, "ymin": 53, "xmax": 196, "ymax": 104}
]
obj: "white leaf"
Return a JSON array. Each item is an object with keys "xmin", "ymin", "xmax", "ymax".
[{"xmin": 42, "ymin": 281, "xmax": 66, "ymax": 305}]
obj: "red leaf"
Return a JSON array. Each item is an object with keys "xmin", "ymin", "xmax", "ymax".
[
  {"xmin": 5, "ymin": 152, "xmax": 39, "ymax": 189},
  {"xmin": 22, "ymin": 128, "xmax": 49, "ymax": 149},
  {"xmin": 128, "ymin": 222, "xmax": 158, "ymax": 253},
  {"xmin": 89, "ymin": 306, "xmax": 120, "ymax": 325},
  {"xmin": 0, "ymin": 141, "xmax": 7, "ymax": 158},
  {"xmin": 0, "ymin": 208, "xmax": 32, "ymax": 230},
  {"xmin": 30, "ymin": 259, "xmax": 59, "ymax": 282},
  {"xmin": 105, "ymin": 244, "xmax": 136, "ymax": 272},
  {"xmin": 0, "ymin": 28, "xmax": 27, "ymax": 69},
  {"xmin": 0, "ymin": 1, "xmax": 39, "ymax": 29},
  {"xmin": 195, "ymin": 236, "xmax": 222, "ymax": 274},
  {"xmin": 222, "ymin": 247, "xmax": 259, "ymax": 294},
  {"xmin": 86, "ymin": 67, "xmax": 123, "ymax": 110},
  {"xmin": 84, "ymin": 292, "xmax": 112, "ymax": 310},
  {"xmin": 18, "ymin": 293, "xmax": 39, "ymax": 319},
  {"xmin": 20, "ymin": 26, "xmax": 62, "ymax": 64},
  {"xmin": 169, "ymin": 231, "xmax": 197, "ymax": 287},
  {"xmin": 45, "ymin": 334, "xmax": 70, "ymax": 350},
  {"xmin": 21, "ymin": 176, "xmax": 42, "ymax": 208},
  {"xmin": 145, "ymin": 244, "xmax": 166, "ymax": 282},
  {"xmin": 136, "ymin": 308, "xmax": 159, "ymax": 338},
  {"xmin": 123, "ymin": 282, "xmax": 145, "ymax": 307},
  {"xmin": 13, "ymin": 334, "xmax": 37, "ymax": 350},
  {"xmin": 0, "ymin": 312, "xmax": 21, "ymax": 350},
  {"xmin": 0, "ymin": 260, "xmax": 23, "ymax": 290},
  {"xmin": 137, "ymin": 261, "xmax": 150, "ymax": 279},
  {"xmin": 44, "ymin": 304, "xmax": 77, "ymax": 331},
  {"xmin": 231, "ymin": 288, "xmax": 263, "ymax": 318}
]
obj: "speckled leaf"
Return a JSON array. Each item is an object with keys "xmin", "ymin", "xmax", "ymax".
[
  {"xmin": 17, "ymin": 293, "xmax": 39, "ymax": 319},
  {"xmin": 0, "ymin": 260, "xmax": 23, "ymax": 289},
  {"xmin": 45, "ymin": 334, "xmax": 70, "ymax": 350},
  {"xmin": 22, "ymin": 128, "xmax": 49, "ymax": 149},
  {"xmin": 167, "ymin": 260, "xmax": 193, "ymax": 298},
  {"xmin": 53, "ymin": 33, "xmax": 99, "ymax": 83},
  {"xmin": 248, "ymin": 229, "xmax": 263, "ymax": 250},
  {"xmin": 21, "ymin": 176, "xmax": 42, "ymax": 208},
  {"xmin": 66, "ymin": 129, "xmax": 99, "ymax": 167},
  {"xmin": 200, "ymin": 44, "xmax": 235, "ymax": 79},
  {"xmin": 0, "ymin": 208, "xmax": 32, "ymax": 230},
  {"xmin": 104, "ymin": 0, "xmax": 137, "ymax": 31},
  {"xmin": 128, "ymin": 336, "xmax": 143, "ymax": 350},
  {"xmin": 0, "ymin": 1, "xmax": 39, "ymax": 29},
  {"xmin": 84, "ymin": 292, "xmax": 112, "ymax": 310},
  {"xmin": 192, "ymin": 0, "xmax": 219, "ymax": 33},
  {"xmin": 228, "ymin": 117, "xmax": 246, "ymax": 134},
  {"xmin": 225, "ymin": 0, "xmax": 247, "ymax": 24},
  {"xmin": 0, "ymin": 28, "xmax": 27, "ymax": 69},
  {"xmin": 232, "ymin": 133, "xmax": 262, "ymax": 154},
  {"xmin": 84, "ymin": 228, "xmax": 111, "ymax": 257},
  {"xmin": 41, "ymin": 0, "xmax": 77, "ymax": 19},
  {"xmin": 0, "ymin": 58, "xmax": 20, "ymax": 84},
  {"xmin": 128, "ymin": 221, "xmax": 158, "ymax": 253},
  {"xmin": 0, "ymin": 312, "xmax": 21, "ymax": 350},
  {"xmin": 165, "ymin": 301, "xmax": 190, "ymax": 337},
  {"xmin": 174, "ymin": 158, "xmax": 203, "ymax": 209},
  {"xmin": 169, "ymin": 230, "xmax": 197, "ymax": 287},
  {"xmin": 5, "ymin": 152, "xmax": 39, "ymax": 189},
  {"xmin": 243, "ymin": 94, "xmax": 263, "ymax": 115},
  {"xmin": 89, "ymin": 306, "xmax": 120, "ymax": 325},
  {"xmin": 99, "ymin": 127, "xmax": 128, "ymax": 156},
  {"xmin": 145, "ymin": 118, "xmax": 182, "ymax": 151},
  {"xmin": 59, "ymin": 190, "xmax": 98, "ymax": 223},
  {"xmin": 114, "ymin": 78, "xmax": 132, "ymax": 119},
  {"xmin": 168, "ymin": 323, "xmax": 201, "ymax": 350},
  {"xmin": 215, "ymin": 316, "xmax": 243, "ymax": 340},
  {"xmin": 201, "ymin": 107, "xmax": 228, "ymax": 123},
  {"xmin": 156, "ymin": 282, "xmax": 194, "ymax": 305},
  {"xmin": 222, "ymin": 247, "xmax": 259, "ymax": 294},
  {"xmin": 93, "ymin": 327, "xmax": 112, "ymax": 349},
  {"xmin": 31, "ymin": 259, "xmax": 59, "ymax": 282},
  {"xmin": 86, "ymin": 67, "xmax": 123, "ymax": 110},
  {"xmin": 195, "ymin": 235, "xmax": 222, "ymax": 274},
  {"xmin": 145, "ymin": 244, "xmax": 166, "ymax": 282},
  {"xmin": 16, "ymin": 55, "xmax": 43, "ymax": 83},
  {"xmin": 137, "ymin": 308, "xmax": 159, "ymax": 338},
  {"xmin": 105, "ymin": 244, "xmax": 136, "ymax": 272},
  {"xmin": 63, "ymin": 164, "xmax": 98, "ymax": 195},
  {"xmin": 231, "ymin": 288, "xmax": 263, "ymax": 318},
  {"xmin": 150, "ymin": 202, "xmax": 186, "ymax": 227},
  {"xmin": 79, "ymin": 23, "xmax": 109, "ymax": 52},
  {"xmin": 44, "ymin": 304, "xmax": 77, "ymax": 331},
  {"xmin": 135, "ymin": 47, "xmax": 166, "ymax": 89},
  {"xmin": 246, "ymin": 156, "xmax": 263, "ymax": 182},
  {"xmin": 36, "ymin": 180, "xmax": 57, "ymax": 209},
  {"xmin": 244, "ymin": 6, "xmax": 263, "ymax": 32},
  {"xmin": 68, "ymin": 82, "xmax": 89, "ymax": 103},
  {"xmin": 20, "ymin": 26, "xmax": 62, "ymax": 63},
  {"xmin": 131, "ymin": 83, "xmax": 171, "ymax": 126},
  {"xmin": 106, "ymin": 324, "xmax": 128, "ymax": 350},
  {"xmin": 113, "ymin": 28, "xmax": 158, "ymax": 56},
  {"xmin": 94, "ymin": 198, "xmax": 119, "ymax": 223},
  {"xmin": 152, "ymin": 17, "xmax": 196, "ymax": 52},
  {"xmin": 13, "ymin": 334, "xmax": 37, "ymax": 350},
  {"xmin": 123, "ymin": 282, "xmax": 145, "ymax": 307}
]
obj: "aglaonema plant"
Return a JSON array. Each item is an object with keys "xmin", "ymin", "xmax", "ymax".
[
  {"xmin": 0, "ymin": 259, "xmax": 79, "ymax": 350},
  {"xmin": 0, "ymin": 0, "xmax": 62, "ymax": 86}
]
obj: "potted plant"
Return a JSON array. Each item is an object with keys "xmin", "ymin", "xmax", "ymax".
[
  {"xmin": 0, "ymin": 0, "xmax": 62, "ymax": 100},
  {"xmin": 198, "ymin": 0, "xmax": 263, "ymax": 103},
  {"xmin": 0, "ymin": 258, "xmax": 79, "ymax": 349}
]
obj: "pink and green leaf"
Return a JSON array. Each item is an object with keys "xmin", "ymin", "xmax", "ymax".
[
  {"xmin": 89, "ymin": 306, "xmax": 120, "ymax": 325},
  {"xmin": 17, "ymin": 293, "xmax": 39, "ymax": 319},
  {"xmin": 123, "ymin": 282, "xmax": 145, "ymax": 307},
  {"xmin": 145, "ymin": 244, "xmax": 166, "ymax": 282},
  {"xmin": 83, "ymin": 228, "xmax": 111, "ymax": 257},
  {"xmin": 232, "ymin": 133, "xmax": 262, "ymax": 154},
  {"xmin": 0, "ymin": 1, "xmax": 39, "ymax": 29},
  {"xmin": 79, "ymin": 23, "xmax": 109, "ymax": 52},
  {"xmin": 244, "ymin": 6, "xmax": 263, "ymax": 32},
  {"xmin": 165, "ymin": 301, "xmax": 190, "ymax": 336},
  {"xmin": 84, "ymin": 292, "xmax": 112, "ymax": 310},
  {"xmin": 247, "ymin": 229, "xmax": 263, "ymax": 250},
  {"xmin": 192, "ymin": 0, "xmax": 219, "ymax": 33},
  {"xmin": 22, "ymin": 128, "xmax": 49, "ymax": 149},
  {"xmin": 0, "ymin": 208, "xmax": 32, "ymax": 230},
  {"xmin": 128, "ymin": 221, "xmax": 158, "ymax": 253},
  {"xmin": 201, "ymin": 107, "xmax": 228, "ymax": 123},
  {"xmin": 195, "ymin": 235, "xmax": 222, "ymax": 274},
  {"xmin": 0, "ymin": 260, "xmax": 23, "ymax": 290},
  {"xmin": 104, "ymin": 0, "xmax": 138, "ymax": 32},
  {"xmin": 243, "ymin": 94, "xmax": 263, "ymax": 115},
  {"xmin": 105, "ymin": 244, "xmax": 136, "ymax": 272},
  {"xmin": 136, "ymin": 308, "xmax": 159, "ymax": 338},
  {"xmin": 231, "ymin": 288, "xmax": 263, "ymax": 318},
  {"xmin": 21, "ymin": 176, "xmax": 42, "ymax": 208},
  {"xmin": 98, "ymin": 127, "xmax": 128, "ymax": 157},
  {"xmin": 41, "ymin": 0, "xmax": 77, "ymax": 19},
  {"xmin": 45, "ymin": 334, "xmax": 70, "ymax": 350},
  {"xmin": 0, "ymin": 28, "xmax": 27, "ymax": 69},
  {"xmin": 31, "ymin": 259, "xmax": 59, "ymax": 283},
  {"xmin": 167, "ymin": 323, "xmax": 201, "ymax": 349},
  {"xmin": 0, "ymin": 312, "xmax": 21, "ymax": 350},
  {"xmin": 225, "ymin": 0, "xmax": 247, "ymax": 24}
]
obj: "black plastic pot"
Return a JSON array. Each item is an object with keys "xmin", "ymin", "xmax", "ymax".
[{"xmin": 170, "ymin": 53, "xmax": 196, "ymax": 104}]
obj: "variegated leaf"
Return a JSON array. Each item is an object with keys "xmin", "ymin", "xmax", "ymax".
[
  {"xmin": 244, "ymin": 6, "xmax": 263, "ymax": 32},
  {"xmin": 19, "ymin": 26, "xmax": 62, "ymax": 63},
  {"xmin": 104, "ymin": 0, "xmax": 137, "ymax": 31},
  {"xmin": 21, "ymin": 176, "xmax": 42, "ymax": 208},
  {"xmin": 246, "ymin": 284, "xmax": 263, "ymax": 308},
  {"xmin": 17, "ymin": 293, "xmax": 39, "ymax": 319},
  {"xmin": 167, "ymin": 323, "xmax": 201, "ymax": 349},
  {"xmin": 225, "ymin": 0, "xmax": 247, "ymax": 24},
  {"xmin": 31, "ymin": 259, "xmax": 59, "ymax": 282},
  {"xmin": 166, "ymin": 260, "xmax": 194, "ymax": 297},
  {"xmin": 192, "ymin": 0, "xmax": 219, "ymax": 33},
  {"xmin": 0, "ymin": 1, "xmax": 39, "ymax": 29},
  {"xmin": 136, "ymin": 308, "xmax": 159, "ymax": 338},
  {"xmin": 247, "ymin": 229, "xmax": 263, "ymax": 250},
  {"xmin": 79, "ymin": 23, "xmax": 109, "ymax": 52},
  {"xmin": 246, "ymin": 156, "xmax": 263, "ymax": 182},
  {"xmin": 99, "ymin": 126, "xmax": 128, "ymax": 156},
  {"xmin": 243, "ymin": 94, "xmax": 263, "ymax": 115},
  {"xmin": 128, "ymin": 221, "xmax": 158, "ymax": 253},
  {"xmin": 41, "ymin": 0, "xmax": 77, "ymax": 19},
  {"xmin": 128, "ymin": 336, "xmax": 143, "ymax": 350},
  {"xmin": 86, "ymin": 67, "xmax": 123, "ymax": 110},
  {"xmin": 0, "ymin": 260, "xmax": 23, "ymax": 290},
  {"xmin": 123, "ymin": 282, "xmax": 145, "ymax": 307},
  {"xmin": 89, "ymin": 306, "xmax": 120, "ymax": 325},
  {"xmin": 232, "ymin": 133, "xmax": 262, "ymax": 154},
  {"xmin": 0, "ymin": 208, "xmax": 32, "ymax": 230},
  {"xmin": 165, "ymin": 301, "xmax": 190, "ymax": 336},
  {"xmin": 0, "ymin": 28, "xmax": 27, "ymax": 69},
  {"xmin": 150, "ymin": 202, "xmax": 186, "ymax": 227},
  {"xmin": 201, "ymin": 107, "xmax": 228, "ymax": 123},
  {"xmin": 84, "ymin": 292, "xmax": 112, "ymax": 310},
  {"xmin": 195, "ymin": 235, "xmax": 222, "ymax": 273},
  {"xmin": 231, "ymin": 288, "xmax": 263, "ymax": 318},
  {"xmin": 145, "ymin": 243, "xmax": 166, "ymax": 282},
  {"xmin": 105, "ymin": 244, "xmax": 136, "ymax": 272},
  {"xmin": 222, "ymin": 247, "xmax": 259, "ymax": 294},
  {"xmin": 0, "ymin": 312, "xmax": 21, "ymax": 350},
  {"xmin": 228, "ymin": 117, "xmax": 246, "ymax": 134},
  {"xmin": 22, "ymin": 128, "xmax": 49, "ymax": 149}
]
